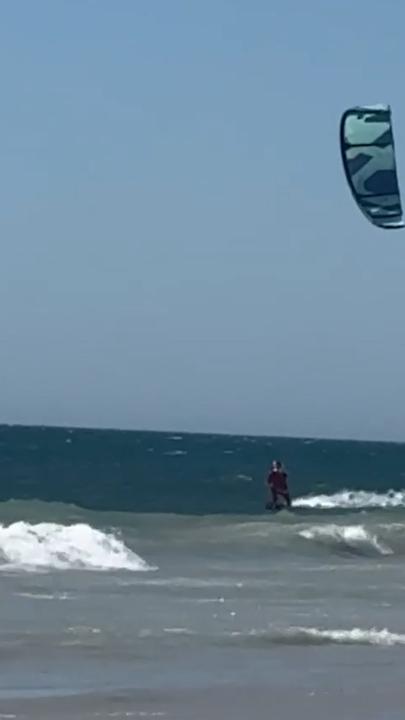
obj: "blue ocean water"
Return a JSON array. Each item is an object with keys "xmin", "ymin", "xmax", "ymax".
[
  {"xmin": 0, "ymin": 425, "xmax": 404, "ymax": 719},
  {"xmin": 1, "ymin": 424, "xmax": 405, "ymax": 513}
]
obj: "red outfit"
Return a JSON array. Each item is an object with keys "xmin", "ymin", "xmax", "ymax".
[
  {"xmin": 267, "ymin": 469, "xmax": 291, "ymax": 508},
  {"xmin": 268, "ymin": 470, "xmax": 288, "ymax": 492}
]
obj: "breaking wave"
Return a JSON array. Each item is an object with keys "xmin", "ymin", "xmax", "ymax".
[
  {"xmin": 299, "ymin": 524, "xmax": 393, "ymax": 556},
  {"xmin": 262, "ymin": 626, "xmax": 405, "ymax": 647},
  {"xmin": 294, "ymin": 490, "xmax": 405, "ymax": 510},
  {"xmin": 0, "ymin": 522, "xmax": 155, "ymax": 572}
]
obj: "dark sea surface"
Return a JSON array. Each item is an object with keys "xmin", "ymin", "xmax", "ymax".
[{"xmin": 0, "ymin": 425, "xmax": 405, "ymax": 719}]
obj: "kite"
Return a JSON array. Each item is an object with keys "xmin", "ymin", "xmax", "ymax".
[{"xmin": 340, "ymin": 105, "xmax": 403, "ymax": 228}]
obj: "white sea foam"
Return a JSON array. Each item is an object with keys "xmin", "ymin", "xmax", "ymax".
[
  {"xmin": 229, "ymin": 625, "xmax": 405, "ymax": 647},
  {"xmin": 0, "ymin": 522, "xmax": 155, "ymax": 572},
  {"xmin": 163, "ymin": 627, "xmax": 195, "ymax": 635},
  {"xmin": 295, "ymin": 489, "xmax": 405, "ymax": 509},
  {"xmin": 299, "ymin": 524, "xmax": 393, "ymax": 555},
  {"xmin": 15, "ymin": 592, "xmax": 73, "ymax": 600},
  {"xmin": 279, "ymin": 626, "xmax": 405, "ymax": 646},
  {"xmin": 118, "ymin": 576, "xmax": 244, "ymax": 589}
]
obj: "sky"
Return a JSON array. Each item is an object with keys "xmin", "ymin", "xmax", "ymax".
[{"xmin": 1, "ymin": 0, "xmax": 405, "ymax": 441}]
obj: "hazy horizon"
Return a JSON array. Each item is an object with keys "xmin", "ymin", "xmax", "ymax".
[{"xmin": 1, "ymin": 420, "xmax": 403, "ymax": 446}]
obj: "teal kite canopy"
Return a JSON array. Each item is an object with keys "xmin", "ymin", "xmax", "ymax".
[{"xmin": 340, "ymin": 105, "xmax": 404, "ymax": 229}]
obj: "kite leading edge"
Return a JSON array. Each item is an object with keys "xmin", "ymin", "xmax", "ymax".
[{"xmin": 340, "ymin": 105, "xmax": 404, "ymax": 229}]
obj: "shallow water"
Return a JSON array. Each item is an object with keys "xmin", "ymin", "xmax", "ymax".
[
  {"xmin": 0, "ymin": 427, "xmax": 405, "ymax": 717},
  {"xmin": 0, "ymin": 504, "xmax": 403, "ymax": 718}
]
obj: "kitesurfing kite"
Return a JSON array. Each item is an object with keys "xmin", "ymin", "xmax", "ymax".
[{"xmin": 340, "ymin": 105, "xmax": 404, "ymax": 229}]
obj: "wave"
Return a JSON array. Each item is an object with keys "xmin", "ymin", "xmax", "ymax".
[
  {"xmin": 244, "ymin": 626, "xmax": 405, "ymax": 647},
  {"xmin": 138, "ymin": 625, "xmax": 405, "ymax": 648},
  {"xmin": 294, "ymin": 490, "xmax": 405, "ymax": 510},
  {"xmin": 299, "ymin": 523, "xmax": 394, "ymax": 556},
  {"xmin": 0, "ymin": 522, "xmax": 155, "ymax": 572},
  {"xmin": 0, "ymin": 500, "xmax": 404, "ymax": 561},
  {"xmin": 204, "ymin": 514, "xmax": 405, "ymax": 557}
]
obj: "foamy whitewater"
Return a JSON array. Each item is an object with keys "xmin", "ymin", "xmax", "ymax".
[
  {"xmin": 1, "ymin": 427, "xmax": 405, "ymax": 719},
  {"xmin": 294, "ymin": 489, "xmax": 405, "ymax": 508},
  {"xmin": 0, "ymin": 521, "xmax": 153, "ymax": 571}
]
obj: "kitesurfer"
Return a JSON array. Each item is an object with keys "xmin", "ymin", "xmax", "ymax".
[{"xmin": 266, "ymin": 460, "xmax": 291, "ymax": 509}]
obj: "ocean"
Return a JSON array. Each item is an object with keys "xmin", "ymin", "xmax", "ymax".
[{"xmin": 0, "ymin": 425, "xmax": 404, "ymax": 719}]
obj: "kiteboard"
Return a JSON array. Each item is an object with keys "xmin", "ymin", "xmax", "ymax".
[{"xmin": 265, "ymin": 496, "xmax": 291, "ymax": 513}]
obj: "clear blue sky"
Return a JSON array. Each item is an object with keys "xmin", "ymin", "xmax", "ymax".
[{"xmin": 1, "ymin": 0, "xmax": 405, "ymax": 441}]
